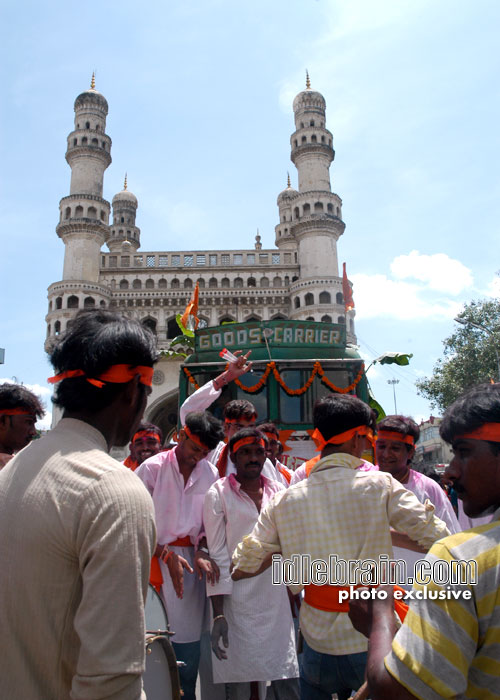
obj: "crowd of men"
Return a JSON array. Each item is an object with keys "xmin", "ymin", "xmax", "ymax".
[{"xmin": 0, "ymin": 308, "xmax": 499, "ymax": 700}]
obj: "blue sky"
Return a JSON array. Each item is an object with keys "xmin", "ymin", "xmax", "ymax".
[{"xmin": 1, "ymin": 0, "xmax": 499, "ymax": 429}]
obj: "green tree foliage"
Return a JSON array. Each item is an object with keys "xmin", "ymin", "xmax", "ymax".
[{"xmin": 416, "ymin": 299, "xmax": 500, "ymax": 412}]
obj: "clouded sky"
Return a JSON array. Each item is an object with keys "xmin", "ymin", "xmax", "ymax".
[{"xmin": 1, "ymin": 0, "xmax": 499, "ymax": 429}]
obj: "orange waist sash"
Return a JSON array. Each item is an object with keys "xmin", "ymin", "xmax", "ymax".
[
  {"xmin": 304, "ymin": 583, "xmax": 409, "ymax": 621},
  {"xmin": 169, "ymin": 536, "xmax": 193, "ymax": 547}
]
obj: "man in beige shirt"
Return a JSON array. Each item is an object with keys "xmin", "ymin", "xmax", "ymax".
[{"xmin": 0, "ymin": 310, "xmax": 158, "ymax": 700}]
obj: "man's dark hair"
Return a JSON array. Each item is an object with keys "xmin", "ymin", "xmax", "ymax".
[
  {"xmin": 378, "ymin": 415, "xmax": 420, "ymax": 453},
  {"xmin": 223, "ymin": 399, "xmax": 257, "ymax": 422},
  {"xmin": 133, "ymin": 421, "xmax": 163, "ymax": 443},
  {"xmin": 313, "ymin": 394, "xmax": 376, "ymax": 441},
  {"xmin": 440, "ymin": 383, "xmax": 500, "ymax": 455},
  {"xmin": 229, "ymin": 426, "xmax": 268, "ymax": 455},
  {"xmin": 184, "ymin": 411, "xmax": 224, "ymax": 451},
  {"xmin": 50, "ymin": 310, "xmax": 158, "ymax": 413},
  {"xmin": 0, "ymin": 383, "xmax": 45, "ymax": 419},
  {"xmin": 257, "ymin": 422, "xmax": 279, "ymax": 439}
]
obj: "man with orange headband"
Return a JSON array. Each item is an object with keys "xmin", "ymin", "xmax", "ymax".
[
  {"xmin": 0, "ymin": 310, "xmax": 158, "ymax": 700},
  {"xmin": 136, "ymin": 410, "xmax": 224, "ymax": 700},
  {"xmin": 180, "ymin": 351, "xmax": 278, "ymax": 482},
  {"xmin": 204, "ymin": 426, "xmax": 299, "ymax": 700},
  {"xmin": 123, "ymin": 420, "xmax": 163, "ymax": 470},
  {"xmin": 0, "ymin": 382, "xmax": 44, "ymax": 468},
  {"xmin": 231, "ymin": 394, "xmax": 449, "ymax": 700},
  {"xmin": 376, "ymin": 415, "xmax": 460, "ymax": 589},
  {"xmin": 348, "ymin": 382, "xmax": 500, "ymax": 699},
  {"xmin": 258, "ymin": 422, "xmax": 293, "ymax": 487}
]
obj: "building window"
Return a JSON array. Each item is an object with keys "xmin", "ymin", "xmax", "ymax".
[
  {"xmin": 338, "ymin": 316, "xmax": 346, "ymax": 324},
  {"xmin": 134, "ymin": 256, "xmax": 143, "ymax": 266},
  {"xmin": 272, "ymin": 253, "xmax": 280, "ymax": 264},
  {"xmin": 172, "ymin": 255, "xmax": 181, "ymax": 266},
  {"xmin": 247, "ymin": 254, "xmax": 255, "ymax": 264},
  {"xmin": 133, "ymin": 279, "xmax": 142, "ymax": 289},
  {"xmin": 233, "ymin": 254, "xmax": 243, "ymax": 265},
  {"xmin": 109, "ymin": 256, "xmax": 117, "ymax": 268},
  {"xmin": 305, "ymin": 293, "xmax": 314, "ymax": 306},
  {"xmin": 321, "ymin": 315, "xmax": 332, "ymax": 323},
  {"xmin": 221, "ymin": 254, "xmax": 230, "ymax": 265},
  {"xmin": 209, "ymin": 277, "xmax": 218, "ymax": 288},
  {"xmin": 184, "ymin": 278, "xmax": 193, "ymax": 289},
  {"xmin": 294, "ymin": 297, "xmax": 300, "ymax": 309},
  {"xmin": 147, "ymin": 255, "xmax": 155, "ymax": 267},
  {"xmin": 319, "ymin": 291, "xmax": 331, "ymax": 303},
  {"xmin": 119, "ymin": 279, "xmax": 129, "ymax": 290},
  {"xmin": 284, "ymin": 253, "xmax": 291, "ymax": 264},
  {"xmin": 159, "ymin": 278, "xmax": 167, "ymax": 289},
  {"xmin": 55, "ymin": 296, "xmax": 63, "ymax": 310},
  {"xmin": 121, "ymin": 256, "xmax": 130, "ymax": 267},
  {"xmin": 259, "ymin": 254, "xmax": 268, "ymax": 264},
  {"xmin": 159, "ymin": 255, "xmax": 168, "ymax": 267},
  {"xmin": 336, "ymin": 292, "xmax": 344, "ymax": 304},
  {"xmin": 67, "ymin": 295, "xmax": 79, "ymax": 309},
  {"xmin": 145, "ymin": 279, "xmax": 154, "ymax": 289},
  {"xmin": 84, "ymin": 297, "xmax": 95, "ymax": 308},
  {"xmin": 248, "ymin": 277, "xmax": 256, "ymax": 287},
  {"xmin": 260, "ymin": 277, "xmax": 269, "ymax": 288},
  {"xmin": 209, "ymin": 254, "xmax": 217, "ymax": 266},
  {"xmin": 184, "ymin": 255, "xmax": 193, "ymax": 267},
  {"xmin": 234, "ymin": 277, "xmax": 243, "ymax": 288},
  {"xmin": 221, "ymin": 278, "xmax": 230, "ymax": 288},
  {"xmin": 197, "ymin": 255, "xmax": 206, "ymax": 265}
]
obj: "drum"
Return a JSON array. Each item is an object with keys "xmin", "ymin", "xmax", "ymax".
[
  {"xmin": 145, "ymin": 585, "xmax": 169, "ymax": 634},
  {"xmin": 143, "ymin": 586, "xmax": 182, "ymax": 700}
]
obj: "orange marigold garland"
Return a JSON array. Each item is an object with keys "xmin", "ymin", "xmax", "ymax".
[{"xmin": 183, "ymin": 367, "xmax": 200, "ymax": 390}]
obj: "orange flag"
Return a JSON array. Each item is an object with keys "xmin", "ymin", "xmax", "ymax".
[
  {"xmin": 181, "ymin": 281, "xmax": 200, "ymax": 330},
  {"xmin": 342, "ymin": 263, "xmax": 354, "ymax": 312}
]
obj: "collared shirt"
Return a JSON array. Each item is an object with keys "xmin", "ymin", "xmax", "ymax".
[
  {"xmin": 0, "ymin": 418, "xmax": 156, "ymax": 700},
  {"xmin": 232, "ymin": 452, "xmax": 450, "ymax": 655},
  {"xmin": 136, "ymin": 446, "xmax": 218, "ymax": 544},
  {"xmin": 385, "ymin": 510, "xmax": 500, "ymax": 699},
  {"xmin": 203, "ymin": 474, "xmax": 298, "ymax": 683},
  {"xmin": 290, "ymin": 456, "xmax": 376, "ymax": 485}
]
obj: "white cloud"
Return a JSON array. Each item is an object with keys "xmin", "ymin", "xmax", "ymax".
[
  {"xmin": 484, "ymin": 274, "xmax": 500, "ymax": 299},
  {"xmin": 351, "ymin": 273, "xmax": 463, "ymax": 321},
  {"xmin": 390, "ymin": 250, "xmax": 474, "ymax": 295}
]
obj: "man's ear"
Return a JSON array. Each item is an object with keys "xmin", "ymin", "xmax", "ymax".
[{"xmin": 407, "ymin": 446, "xmax": 416, "ymax": 464}]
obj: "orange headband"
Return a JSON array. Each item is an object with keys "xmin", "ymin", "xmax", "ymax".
[
  {"xmin": 48, "ymin": 364, "xmax": 154, "ymax": 389},
  {"xmin": 0, "ymin": 408, "xmax": 33, "ymax": 416},
  {"xmin": 132, "ymin": 430, "xmax": 161, "ymax": 444},
  {"xmin": 377, "ymin": 430, "xmax": 415, "ymax": 446},
  {"xmin": 231, "ymin": 436, "xmax": 266, "ymax": 454},
  {"xmin": 457, "ymin": 423, "xmax": 500, "ymax": 443},
  {"xmin": 311, "ymin": 425, "xmax": 375, "ymax": 452},
  {"xmin": 263, "ymin": 431, "xmax": 279, "ymax": 443},
  {"xmin": 183, "ymin": 425, "xmax": 210, "ymax": 451},
  {"xmin": 225, "ymin": 417, "xmax": 257, "ymax": 425}
]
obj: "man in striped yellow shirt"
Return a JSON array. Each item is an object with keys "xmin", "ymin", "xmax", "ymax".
[{"xmin": 349, "ymin": 382, "xmax": 500, "ymax": 699}]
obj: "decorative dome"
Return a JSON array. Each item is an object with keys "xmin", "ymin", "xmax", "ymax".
[
  {"xmin": 277, "ymin": 174, "xmax": 298, "ymax": 204},
  {"xmin": 74, "ymin": 74, "xmax": 109, "ymax": 114},
  {"xmin": 293, "ymin": 70, "xmax": 326, "ymax": 113},
  {"xmin": 112, "ymin": 175, "xmax": 138, "ymax": 207}
]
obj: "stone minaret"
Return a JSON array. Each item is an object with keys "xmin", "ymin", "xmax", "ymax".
[
  {"xmin": 46, "ymin": 76, "xmax": 112, "ymax": 347},
  {"xmin": 276, "ymin": 73, "xmax": 355, "ymax": 340},
  {"xmin": 107, "ymin": 174, "xmax": 140, "ymax": 252}
]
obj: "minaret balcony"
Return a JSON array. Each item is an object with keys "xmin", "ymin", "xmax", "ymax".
[
  {"xmin": 291, "ymin": 142, "xmax": 334, "ymax": 165},
  {"xmin": 65, "ymin": 144, "xmax": 112, "ymax": 167}
]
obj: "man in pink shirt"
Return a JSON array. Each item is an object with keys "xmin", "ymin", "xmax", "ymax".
[
  {"xmin": 376, "ymin": 415, "xmax": 460, "ymax": 588},
  {"xmin": 136, "ymin": 410, "xmax": 224, "ymax": 700}
]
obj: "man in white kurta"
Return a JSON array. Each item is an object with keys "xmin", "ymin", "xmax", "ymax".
[
  {"xmin": 204, "ymin": 429, "xmax": 299, "ymax": 699},
  {"xmin": 180, "ymin": 356, "xmax": 279, "ymax": 482}
]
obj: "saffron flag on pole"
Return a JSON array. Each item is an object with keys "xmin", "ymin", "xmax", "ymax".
[
  {"xmin": 342, "ymin": 263, "xmax": 354, "ymax": 312},
  {"xmin": 180, "ymin": 281, "xmax": 200, "ymax": 331}
]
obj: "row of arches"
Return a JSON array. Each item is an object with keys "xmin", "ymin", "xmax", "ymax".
[
  {"xmin": 294, "ymin": 291, "xmax": 343, "ymax": 308},
  {"xmin": 116, "ymin": 275, "xmax": 295, "ymax": 291},
  {"xmin": 70, "ymin": 136, "xmax": 108, "ymax": 150},
  {"xmin": 50, "ymin": 296, "xmax": 107, "ymax": 311},
  {"xmin": 293, "ymin": 134, "xmax": 332, "ymax": 148},
  {"xmin": 62, "ymin": 204, "xmax": 107, "ymax": 222},
  {"xmin": 290, "ymin": 202, "xmax": 340, "ymax": 220},
  {"xmin": 299, "ymin": 120, "xmax": 324, "ymax": 128}
]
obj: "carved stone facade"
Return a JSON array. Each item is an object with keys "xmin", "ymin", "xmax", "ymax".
[{"xmin": 46, "ymin": 76, "xmax": 356, "ymax": 436}]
